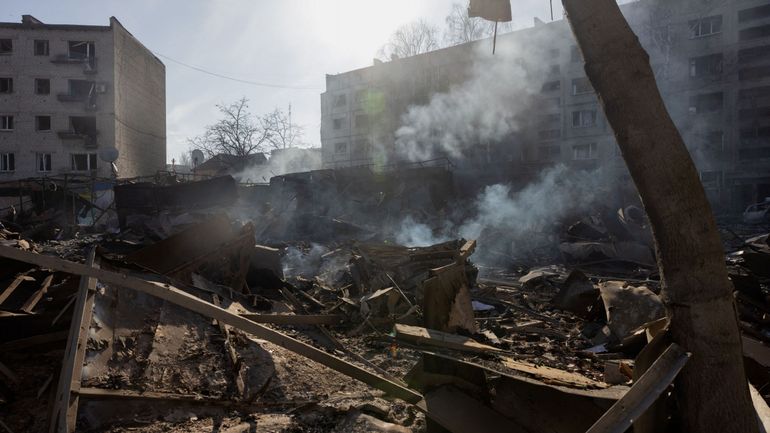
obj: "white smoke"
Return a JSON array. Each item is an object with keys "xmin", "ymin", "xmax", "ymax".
[{"xmin": 234, "ymin": 148, "xmax": 322, "ymax": 183}]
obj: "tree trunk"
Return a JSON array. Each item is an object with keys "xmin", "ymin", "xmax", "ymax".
[{"xmin": 561, "ymin": 1, "xmax": 757, "ymax": 432}]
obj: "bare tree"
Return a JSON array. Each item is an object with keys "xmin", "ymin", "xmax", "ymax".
[
  {"xmin": 177, "ymin": 151, "xmax": 192, "ymax": 167},
  {"xmin": 443, "ymin": 2, "xmax": 513, "ymax": 46},
  {"xmin": 378, "ymin": 19, "xmax": 441, "ymax": 60},
  {"xmin": 188, "ymin": 97, "xmax": 271, "ymax": 158},
  {"xmin": 262, "ymin": 108, "xmax": 305, "ymax": 151}
]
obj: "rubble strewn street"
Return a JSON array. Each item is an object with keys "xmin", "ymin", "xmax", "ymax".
[{"xmin": 0, "ymin": 170, "xmax": 768, "ymax": 432}]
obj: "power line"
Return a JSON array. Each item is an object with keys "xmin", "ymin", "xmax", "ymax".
[{"xmin": 152, "ymin": 51, "xmax": 322, "ymax": 91}]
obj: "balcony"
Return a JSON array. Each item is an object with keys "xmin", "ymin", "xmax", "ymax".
[
  {"xmin": 50, "ymin": 54, "xmax": 98, "ymax": 74},
  {"xmin": 58, "ymin": 131, "xmax": 99, "ymax": 148}
]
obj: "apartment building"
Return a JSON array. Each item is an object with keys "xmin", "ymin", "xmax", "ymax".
[
  {"xmin": 320, "ymin": 0, "xmax": 770, "ymax": 213},
  {"xmin": 0, "ymin": 15, "xmax": 165, "ymax": 180}
]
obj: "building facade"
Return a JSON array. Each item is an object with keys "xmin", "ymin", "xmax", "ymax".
[
  {"xmin": 321, "ymin": 0, "xmax": 770, "ymax": 213},
  {"xmin": 0, "ymin": 15, "xmax": 165, "ymax": 180}
]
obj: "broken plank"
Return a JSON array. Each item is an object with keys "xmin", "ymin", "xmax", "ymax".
[
  {"xmin": 585, "ymin": 343, "xmax": 689, "ymax": 433},
  {"xmin": 20, "ymin": 274, "xmax": 54, "ymax": 313},
  {"xmin": 240, "ymin": 313, "xmax": 345, "ymax": 326},
  {"xmin": 395, "ymin": 324, "xmax": 502, "ymax": 354},
  {"xmin": 0, "ymin": 272, "xmax": 35, "ymax": 305},
  {"xmin": 0, "ymin": 245, "xmax": 424, "ymax": 407},
  {"xmin": 501, "ymin": 357, "xmax": 608, "ymax": 389},
  {"xmin": 50, "ymin": 249, "xmax": 99, "ymax": 433}
]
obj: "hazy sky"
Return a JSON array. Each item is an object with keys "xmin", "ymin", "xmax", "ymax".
[{"xmin": 4, "ymin": 1, "xmax": 563, "ymax": 162}]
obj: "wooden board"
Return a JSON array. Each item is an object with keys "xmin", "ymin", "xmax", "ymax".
[
  {"xmin": 395, "ymin": 324, "xmax": 502, "ymax": 354},
  {"xmin": 501, "ymin": 357, "xmax": 608, "ymax": 389}
]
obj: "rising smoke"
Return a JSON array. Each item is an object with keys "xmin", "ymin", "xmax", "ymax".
[{"xmin": 234, "ymin": 148, "xmax": 322, "ymax": 183}]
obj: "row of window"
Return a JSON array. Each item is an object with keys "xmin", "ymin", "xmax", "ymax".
[
  {"xmin": 0, "ymin": 38, "xmax": 95, "ymax": 57},
  {"xmin": 0, "ymin": 115, "xmax": 53, "ymax": 131},
  {"xmin": 332, "ymin": 113, "xmax": 370, "ymax": 130},
  {"xmin": 0, "ymin": 77, "xmax": 52, "ymax": 95},
  {"xmin": 0, "ymin": 152, "xmax": 98, "ymax": 172}
]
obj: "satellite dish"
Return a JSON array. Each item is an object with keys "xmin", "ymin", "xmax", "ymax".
[
  {"xmin": 191, "ymin": 149, "xmax": 205, "ymax": 167},
  {"xmin": 99, "ymin": 147, "xmax": 119, "ymax": 163}
]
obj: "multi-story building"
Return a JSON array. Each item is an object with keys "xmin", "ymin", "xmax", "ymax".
[
  {"xmin": 321, "ymin": 0, "xmax": 770, "ymax": 213},
  {"xmin": 0, "ymin": 15, "xmax": 165, "ymax": 180}
]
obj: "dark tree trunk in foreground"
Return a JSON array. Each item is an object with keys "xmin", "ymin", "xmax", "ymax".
[{"xmin": 561, "ymin": 1, "xmax": 757, "ymax": 432}]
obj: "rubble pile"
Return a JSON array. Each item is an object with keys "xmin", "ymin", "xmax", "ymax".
[{"xmin": 0, "ymin": 175, "xmax": 769, "ymax": 433}]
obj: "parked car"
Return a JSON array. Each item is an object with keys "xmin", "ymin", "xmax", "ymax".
[{"xmin": 743, "ymin": 199, "xmax": 770, "ymax": 223}]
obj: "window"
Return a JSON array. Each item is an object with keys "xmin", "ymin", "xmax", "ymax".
[
  {"xmin": 572, "ymin": 77, "xmax": 592, "ymax": 95},
  {"xmin": 71, "ymin": 153, "xmax": 97, "ymax": 171},
  {"xmin": 546, "ymin": 97, "xmax": 561, "ymax": 107},
  {"xmin": 572, "ymin": 110, "xmax": 597, "ymax": 127},
  {"xmin": 573, "ymin": 143, "xmax": 597, "ymax": 160},
  {"xmin": 549, "ymin": 64, "xmax": 561, "ymax": 75},
  {"xmin": 353, "ymin": 138, "xmax": 370, "ymax": 157},
  {"xmin": 333, "ymin": 117, "xmax": 344, "ymax": 130},
  {"xmin": 35, "ymin": 116, "xmax": 51, "ymax": 131},
  {"xmin": 0, "ymin": 39, "xmax": 11, "ymax": 55},
  {"xmin": 68, "ymin": 79, "xmax": 93, "ymax": 97},
  {"xmin": 739, "ymin": 45, "xmax": 770, "ymax": 64},
  {"xmin": 355, "ymin": 114, "xmax": 369, "ymax": 129},
  {"xmin": 541, "ymin": 80, "xmax": 561, "ymax": 92},
  {"xmin": 549, "ymin": 48, "xmax": 560, "ymax": 58},
  {"xmin": 0, "ymin": 153, "xmax": 14, "ymax": 172},
  {"xmin": 690, "ymin": 15, "xmax": 722, "ymax": 38},
  {"xmin": 740, "ymin": 24, "xmax": 770, "ymax": 41},
  {"xmin": 538, "ymin": 145, "xmax": 561, "ymax": 160},
  {"xmin": 689, "ymin": 92, "xmax": 723, "ymax": 114},
  {"xmin": 37, "ymin": 153, "xmax": 52, "ymax": 172},
  {"xmin": 34, "ymin": 39, "xmax": 49, "ymax": 56},
  {"xmin": 68, "ymin": 41, "xmax": 95, "ymax": 59},
  {"xmin": 570, "ymin": 45, "xmax": 582, "ymax": 62},
  {"xmin": 740, "ymin": 65, "xmax": 770, "ymax": 81},
  {"xmin": 739, "ymin": 5, "xmax": 770, "ymax": 23},
  {"xmin": 703, "ymin": 130, "xmax": 724, "ymax": 153},
  {"xmin": 334, "ymin": 142, "xmax": 347, "ymax": 154},
  {"xmin": 538, "ymin": 129, "xmax": 561, "ymax": 140},
  {"xmin": 0, "ymin": 78, "xmax": 12, "ymax": 93},
  {"xmin": 0, "ymin": 115, "xmax": 13, "ymax": 131},
  {"xmin": 355, "ymin": 89, "xmax": 367, "ymax": 103},
  {"xmin": 34, "ymin": 78, "xmax": 50, "ymax": 95},
  {"xmin": 700, "ymin": 171, "xmax": 723, "ymax": 188},
  {"xmin": 333, "ymin": 93, "xmax": 347, "ymax": 107},
  {"xmin": 540, "ymin": 113, "xmax": 561, "ymax": 124},
  {"xmin": 690, "ymin": 54, "xmax": 723, "ymax": 77}
]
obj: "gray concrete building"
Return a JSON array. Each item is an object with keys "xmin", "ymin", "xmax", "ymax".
[
  {"xmin": 321, "ymin": 0, "xmax": 770, "ymax": 213},
  {"xmin": 0, "ymin": 15, "xmax": 165, "ymax": 180}
]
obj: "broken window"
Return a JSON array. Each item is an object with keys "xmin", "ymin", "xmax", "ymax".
[
  {"xmin": 34, "ymin": 39, "xmax": 49, "ymax": 56},
  {"xmin": 690, "ymin": 53, "xmax": 723, "ymax": 77},
  {"xmin": 71, "ymin": 153, "xmax": 97, "ymax": 171},
  {"xmin": 333, "ymin": 93, "xmax": 347, "ymax": 107},
  {"xmin": 334, "ymin": 142, "xmax": 347, "ymax": 154},
  {"xmin": 739, "ymin": 45, "xmax": 770, "ymax": 64},
  {"xmin": 538, "ymin": 145, "xmax": 561, "ymax": 160},
  {"xmin": 0, "ymin": 115, "xmax": 13, "ymax": 131},
  {"xmin": 333, "ymin": 117, "xmax": 344, "ymax": 130},
  {"xmin": 572, "ymin": 110, "xmax": 597, "ymax": 128},
  {"xmin": 740, "ymin": 24, "xmax": 770, "ymax": 41},
  {"xmin": 36, "ymin": 115, "xmax": 51, "ymax": 131},
  {"xmin": 0, "ymin": 78, "xmax": 12, "ymax": 93},
  {"xmin": 0, "ymin": 153, "xmax": 14, "ymax": 172},
  {"xmin": 689, "ymin": 92, "xmax": 723, "ymax": 114},
  {"xmin": 35, "ymin": 78, "xmax": 50, "ymax": 95},
  {"xmin": 68, "ymin": 80, "xmax": 94, "ymax": 97},
  {"xmin": 70, "ymin": 116, "xmax": 97, "ymax": 135},
  {"xmin": 541, "ymin": 80, "xmax": 560, "ymax": 92},
  {"xmin": 739, "ymin": 4, "xmax": 770, "ymax": 23},
  {"xmin": 355, "ymin": 114, "xmax": 369, "ymax": 129},
  {"xmin": 538, "ymin": 129, "xmax": 561, "ymax": 140},
  {"xmin": 572, "ymin": 78, "xmax": 592, "ymax": 95},
  {"xmin": 0, "ymin": 39, "xmax": 11, "ymax": 55},
  {"xmin": 36, "ymin": 153, "xmax": 52, "ymax": 172},
  {"xmin": 572, "ymin": 143, "xmax": 597, "ymax": 160},
  {"xmin": 68, "ymin": 41, "xmax": 95, "ymax": 59},
  {"xmin": 690, "ymin": 15, "xmax": 722, "ymax": 38}
]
